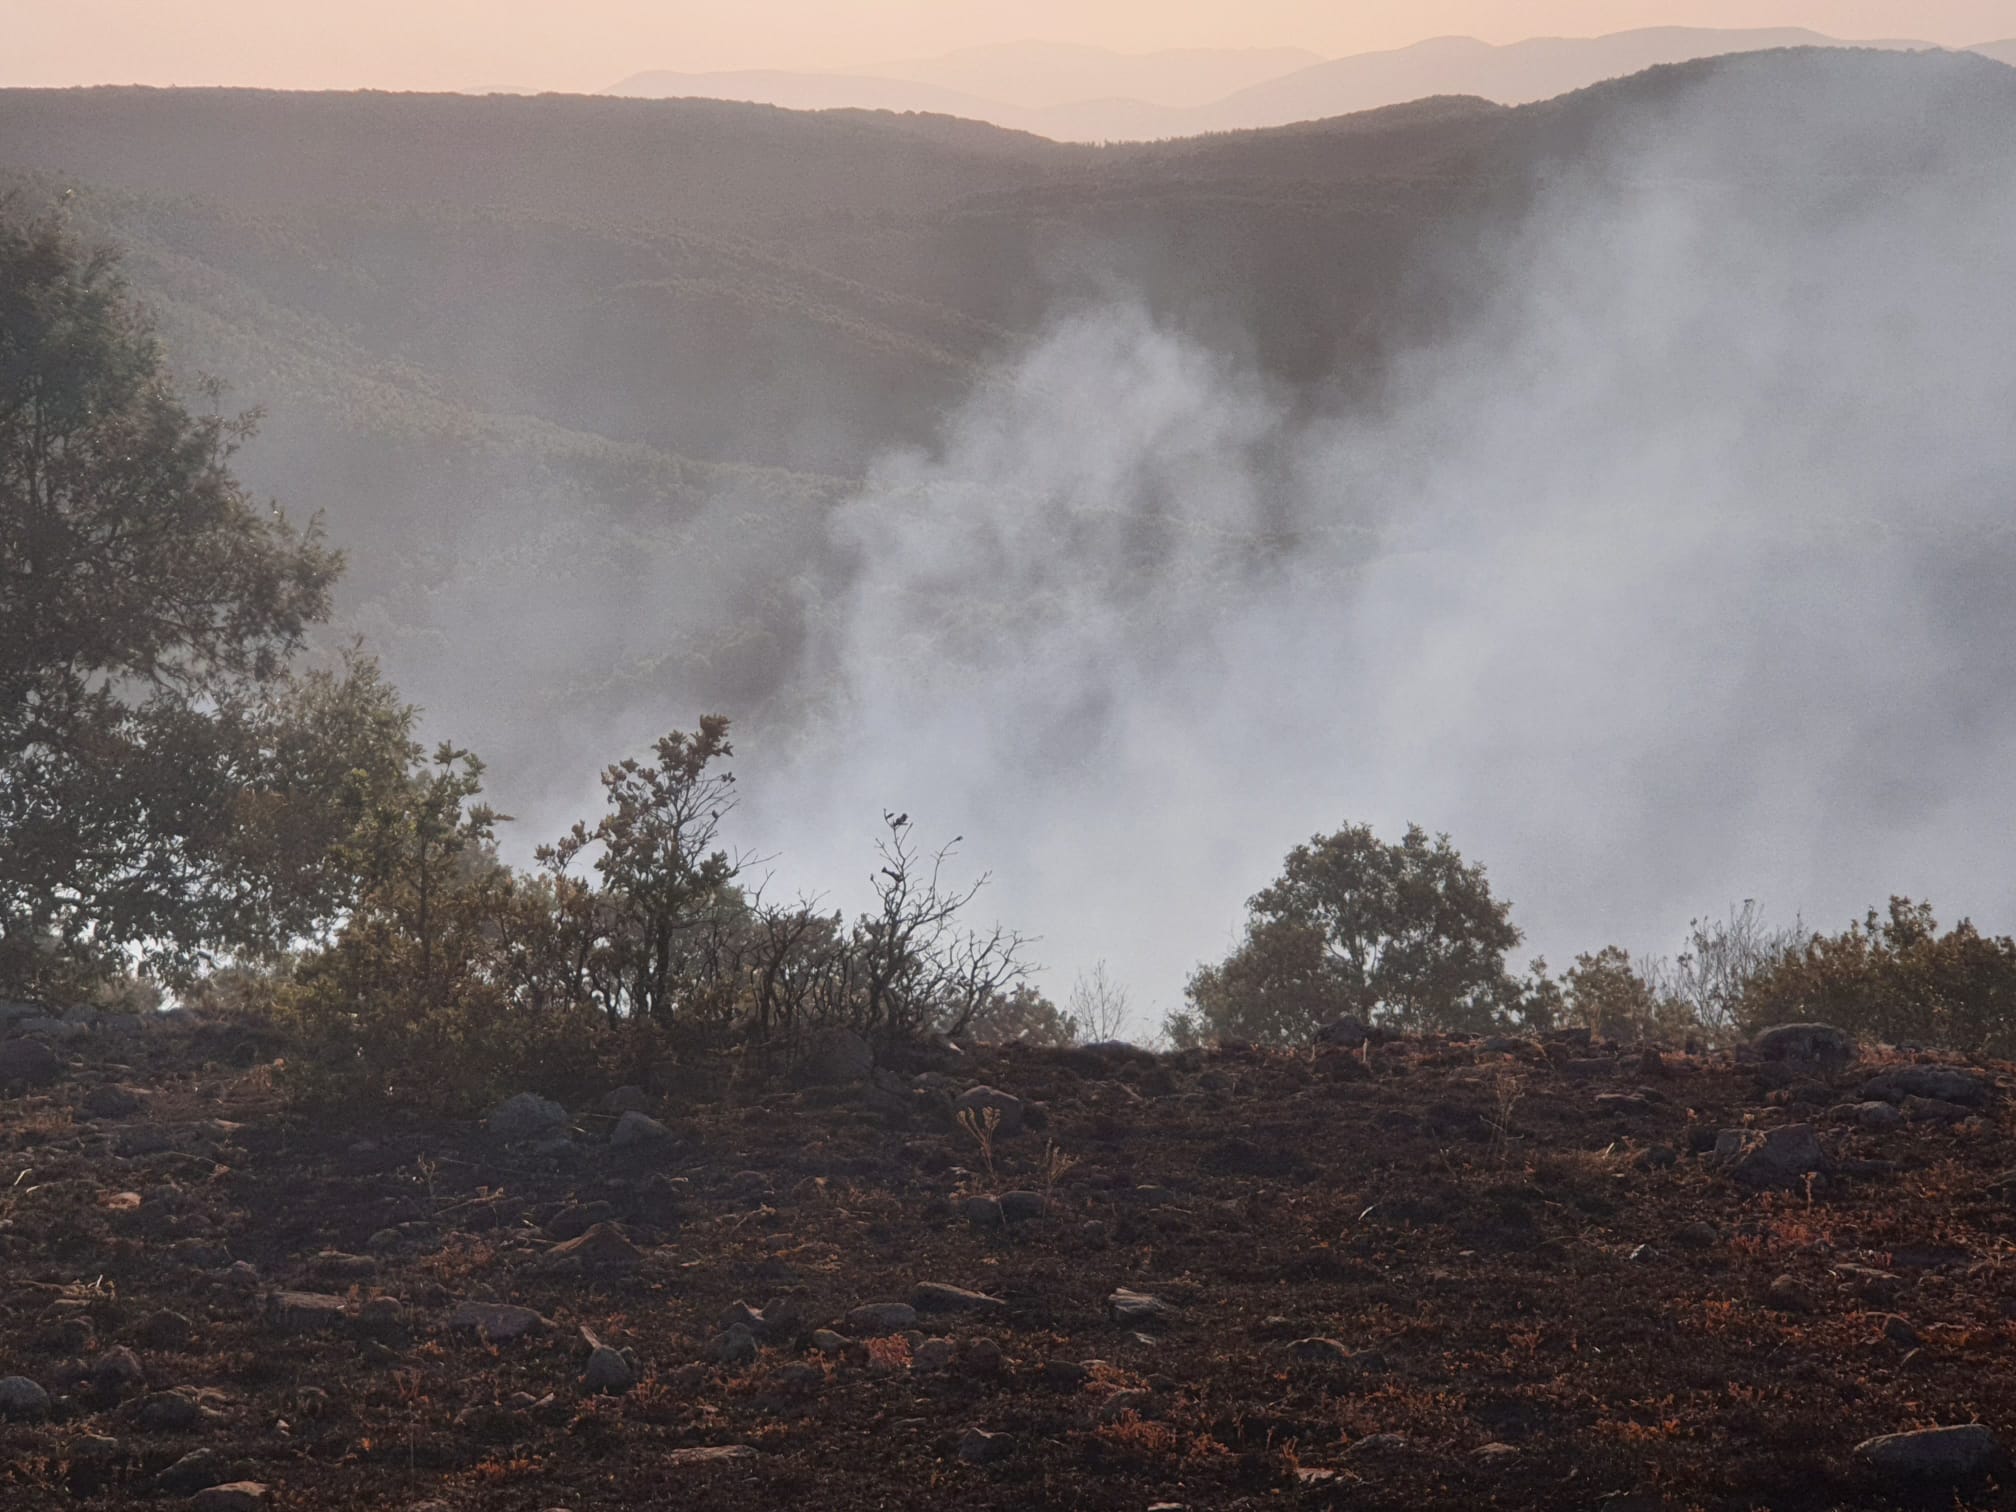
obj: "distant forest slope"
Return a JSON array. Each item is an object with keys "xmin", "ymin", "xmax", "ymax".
[{"xmin": 2, "ymin": 47, "xmax": 2013, "ymax": 803}]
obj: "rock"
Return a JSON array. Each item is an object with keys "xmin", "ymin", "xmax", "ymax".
[
  {"xmin": 1313, "ymin": 1016, "xmax": 1372, "ymax": 1048},
  {"xmin": 0, "ymin": 998, "xmax": 46, "ymax": 1025},
  {"xmin": 156, "ymin": 1448, "xmax": 228, "ymax": 1493},
  {"xmin": 543, "ymin": 1200, "xmax": 615, "ymax": 1240},
  {"xmin": 846, "ymin": 1303, "xmax": 918, "ymax": 1334},
  {"xmin": 1752, "ymin": 1023, "xmax": 1856, "ymax": 1064},
  {"xmin": 963, "ymin": 1337, "xmax": 1004, "ymax": 1377},
  {"xmin": 448, "ymin": 1302, "xmax": 546, "ymax": 1341},
  {"xmin": 959, "ymin": 1427, "xmax": 1015, "ymax": 1465},
  {"xmin": 1675, "ymin": 1221, "xmax": 1719, "ymax": 1249},
  {"xmin": 1850, "ymin": 1100, "xmax": 1903, "ymax": 1128},
  {"xmin": 1595, "ymin": 1092, "xmax": 1652, "ymax": 1115},
  {"xmin": 809, "ymin": 1329, "xmax": 850, "ymax": 1355},
  {"xmin": 359, "ymin": 1297, "xmax": 406, "ymax": 1334},
  {"xmin": 1286, "ymin": 1337, "xmax": 1353, "ymax": 1367},
  {"xmin": 267, "ymin": 1292, "xmax": 348, "ymax": 1334},
  {"xmin": 136, "ymin": 1388, "xmax": 209, "ymax": 1431},
  {"xmin": 0, "ymin": 1375, "xmax": 51, "ymax": 1420},
  {"xmin": 584, "ymin": 1346, "xmax": 634, "ymax": 1394},
  {"xmin": 599, "ymin": 1085, "xmax": 652, "ymax": 1114},
  {"xmin": 913, "ymin": 1338, "xmax": 955, "ymax": 1372},
  {"xmin": 1718, "ymin": 1123, "xmax": 1828, "ymax": 1189},
  {"xmin": 1107, "ymin": 1288, "xmax": 1174, "ymax": 1326},
  {"xmin": 486, "ymin": 1092, "xmax": 569, "ymax": 1142},
  {"xmin": 998, "ymin": 1190, "xmax": 1047, "ymax": 1223},
  {"xmin": 666, "ymin": 1445, "xmax": 757, "ymax": 1467},
  {"xmin": 1854, "ymin": 1424, "xmax": 2006, "ymax": 1480},
  {"xmin": 718, "ymin": 1300, "xmax": 769, "ymax": 1336},
  {"xmin": 707, "ymin": 1325, "xmax": 760, "ymax": 1367},
  {"xmin": 306, "ymin": 1251, "xmax": 378, "ymax": 1284},
  {"xmin": 1861, "ymin": 1066, "xmax": 1994, "ymax": 1107},
  {"xmin": 913, "ymin": 1282, "xmax": 1005, "ymax": 1315},
  {"xmin": 188, "ymin": 1484, "xmax": 270, "ymax": 1511},
  {"xmin": 1474, "ymin": 1442, "xmax": 1521, "ymax": 1467},
  {"xmin": 961, "ymin": 1194, "xmax": 1003, "ymax": 1228},
  {"xmin": 1767, "ymin": 1274, "xmax": 1815, "ymax": 1312},
  {"xmin": 141, "ymin": 1308, "xmax": 195, "ymax": 1349},
  {"xmin": 1881, "ymin": 1315, "xmax": 1922, "ymax": 1348},
  {"xmin": 609, "ymin": 1111, "xmax": 672, "ymax": 1149},
  {"xmin": 91, "ymin": 1346, "xmax": 147, "ymax": 1401},
  {"xmin": 1080, "ymin": 1219, "xmax": 1111, "ymax": 1249},
  {"xmin": 1904, "ymin": 1096, "xmax": 1974, "ymax": 1124},
  {"xmin": 547, "ymin": 1222, "xmax": 644, "ymax": 1268},
  {"xmin": 771, "ymin": 1361, "xmax": 825, "ymax": 1394},
  {"xmin": 83, "ymin": 1083, "xmax": 144, "ymax": 1118},
  {"xmin": 793, "ymin": 1027, "xmax": 875, "ymax": 1085},
  {"xmin": 952, "ymin": 1085, "xmax": 1023, "ymax": 1136},
  {"xmin": 0, "ymin": 1037, "xmax": 63, "ymax": 1088}
]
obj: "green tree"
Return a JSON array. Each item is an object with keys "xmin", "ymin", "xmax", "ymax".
[
  {"xmin": 0, "ymin": 211, "xmax": 408, "ymax": 994},
  {"xmin": 1176, "ymin": 822, "xmax": 1524, "ymax": 1044}
]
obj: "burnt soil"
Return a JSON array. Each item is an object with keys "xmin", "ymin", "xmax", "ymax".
[{"xmin": 3, "ymin": 1017, "xmax": 2015, "ymax": 1510}]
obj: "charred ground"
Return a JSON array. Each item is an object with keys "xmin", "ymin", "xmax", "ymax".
[{"xmin": 2, "ymin": 1011, "xmax": 2014, "ymax": 1510}]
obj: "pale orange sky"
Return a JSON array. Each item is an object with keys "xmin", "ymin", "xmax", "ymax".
[{"xmin": 4, "ymin": 1, "xmax": 2011, "ymax": 92}]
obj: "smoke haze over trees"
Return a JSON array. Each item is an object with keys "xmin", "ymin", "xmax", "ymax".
[{"xmin": 4, "ymin": 47, "xmax": 2016, "ymax": 1028}]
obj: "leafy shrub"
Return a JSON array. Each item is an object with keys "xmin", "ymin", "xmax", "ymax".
[{"xmin": 1739, "ymin": 897, "xmax": 2016, "ymax": 1055}]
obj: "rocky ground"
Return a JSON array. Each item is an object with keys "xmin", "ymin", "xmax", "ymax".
[{"xmin": 2, "ymin": 1002, "xmax": 2014, "ymax": 1511}]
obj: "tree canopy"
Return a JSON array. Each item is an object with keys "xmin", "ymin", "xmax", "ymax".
[
  {"xmin": 1173, "ymin": 822, "xmax": 1526, "ymax": 1044},
  {"xmin": 0, "ymin": 211, "xmax": 410, "ymax": 993}
]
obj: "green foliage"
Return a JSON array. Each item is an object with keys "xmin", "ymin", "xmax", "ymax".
[
  {"xmin": 1563, "ymin": 945, "xmax": 1693, "ymax": 1042},
  {"xmin": 1180, "ymin": 823, "xmax": 1524, "ymax": 1044},
  {"xmin": 0, "ymin": 209, "xmax": 411, "ymax": 996},
  {"xmin": 1739, "ymin": 898, "xmax": 2016, "ymax": 1056},
  {"xmin": 967, "ymin": 982, "xmax": 1078, "ymax": 1047}
]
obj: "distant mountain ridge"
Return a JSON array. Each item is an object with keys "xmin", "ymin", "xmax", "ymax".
[{"xmin": 609, "ymin": 26, "xmax": 2012, "ymax": 140}]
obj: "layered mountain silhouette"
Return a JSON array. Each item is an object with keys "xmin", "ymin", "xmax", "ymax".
[{"xmin": 607, "ymin": 26, "xmax": 2009, "ymax": 140}]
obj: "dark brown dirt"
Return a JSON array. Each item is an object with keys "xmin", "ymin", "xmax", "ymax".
[{"xmin": 3, "ymin": 1017, "xmax": 2014, "ymax": 1510}]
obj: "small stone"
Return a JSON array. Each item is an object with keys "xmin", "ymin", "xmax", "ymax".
[
  {"xmin": 91, "ymin": 1346, "xmax": 147, "ymax": 1401},
  {"xmin": 547, "ymin": 1222, "xmax": 643, "ymax": 1268},
  {"xmin": 998, "ymin": 1190, "xmax": 1046, "ymax": 1223},
  {"xmin": 1595, "ymin": 1092, "xmax": 1652, "ymax": 1115},
  {"xmin": 1314, "ymin": 1016, "xmax": 1373, "ymax": 1047},
  {"xmin": 809, "ymin": 1330, "xmax": 850, "ymax": 1355},
  {"xmin": 912, "ymin": 1338, "xmax": 955, "ymax": 1372},
  {"xmin": 793, "ymin": 1027, "xmax": 875, "ymax": 1085},
  {"xmin": 359, "ymin": 1296, "xmax": 407, "ymax": 1334},
  {"xmin": 610, "ymin": 1111, "xmax": 672, "ymax": 1149},
  {"xmin": 1854, "ymin": 1424, "xmax": 2005, "ymax": 1480},
  {"xmin": 666, "ymin": 1445, "xmax": 757, "ymax": 1467},
  {"xmin": 1767, "ymin": 1274, "xmax": 1815, "ymax": 1313},
  {"xmin": 1286, "ymin": 1337, "xmax": 1353, "ymax": 1367},
  {"xmin": 1720, "ymin": 1123, "xmax": 1828, "ymax": 1189},
  {"xmin": 83, "ymin": 1083, "xmax": 144, "ymax": 1118},
  {"xmin": 188, "ymin": 1484, "xmax": 270, "ymax": 1512},
  {"xmin": 268, "ymin": 1292, "xmax": 348, "ymax": 1334},
  {"xmin": 155, "ymin": 1447, "xmax": 227, "ymax": 1494},
  {"xmin": 1474, "ymin": 1442, "xmax": 1520, "ymax": 1467},
  {"xmin": 1881, "ymin": 1315, "xmax": 1922, "ymax": 1348},
  {"xmin": 141, "ymin": 1308, "xmax": 195, "ymax": 1349},
  {"xmin": 448, "ymin": 1302, "xmax": 546, "ymax": 1341},
  {"xmin": 1904, "ymin": 1096, "xmax": 1973, "ymax": 1124},
  {"xmin": 1752, "ymin": 1023, "xmax": 1856, "ymax": 1064},
  {"xmin": 136, "ymin": 1388, "xmax": 206, "ymax": 1431},
  {"xmin": 913, "ymin": 1282, "xmax": 1004, "ymax": 1315},
  {"xmin": 1861, "ymin": 1066, "xmax": 1993, "ymax": 1107},
  {"xmin": 1107, "ymin": 1288, "xmax": 1173, "ymax": 1326},
  {"xmin": 584, "ymin": 1346, "xmax": 634, "ymax": 1394},
  {"xmin": 1080, "ymin": 1219, "xmax": 1111, "ymax": 1249},
  {"xmin": 1853, "ymin": 1101, "xmax": 1904, "ymax": 1128},
  {"xmin": 952, "ymin": 1086, "xmax": 1024, "ymax": 1136},
  {"xmin": 847, "ymin": 1302, "xmax": 918, "ymax": 1334},
  {"xmin": 707, "ymin": 1325, "xmax": 759, "ymax": 1366},
  {"xmin": 962, "ymin": 1194, "xmax": 1003, "ymax": 1228},
  {"xmin": 486, "ymin": 1092, "xmax": 569, "ymax": 1142},
  {"xmin": 0, "ymin": 1375, "xmax": 51, "ymax": 1420},
  {"xmin": 1675, "ymin": 1220, "xmax": 1719, "ymax": 1249},
  {"xmin": 600, "ymin": 1085, "xmax": 652, "ymax": 1114},
  {"xmin": 963, "ymin": 1337, "xmax": 1003, "ymax": 1377},
  {"xmin": 959, "ymin": 1427, "xmax": 1015, "ymax": 1464},
  {"xmin": 0, "ymin": 1038, "xmax": 63, "ymax": 1087}
]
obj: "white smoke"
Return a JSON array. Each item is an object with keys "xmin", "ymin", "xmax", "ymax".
[{"xmin": 735, "ymin": 57, "xmax": 2016, "ymax": 1034}]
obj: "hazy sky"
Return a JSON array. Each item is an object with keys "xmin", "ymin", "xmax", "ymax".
[{"xmin": 5, "ymin": 2, "xmax": 2011, "ymax": 92}]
